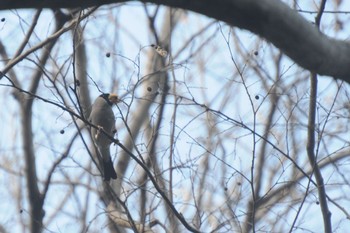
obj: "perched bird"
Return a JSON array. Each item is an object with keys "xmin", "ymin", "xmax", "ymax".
[{"xmin": 89, "ymin": 93, "xmax": 119, "ymax": 181}]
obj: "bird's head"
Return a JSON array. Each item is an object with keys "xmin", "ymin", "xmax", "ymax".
[
  {"xmin": 100, "ymin": 93, "xmax": 119, "ymax": 106},
  {"xmin": 108, "ymin": 93, "xmax": 119, "ymax": 104}
]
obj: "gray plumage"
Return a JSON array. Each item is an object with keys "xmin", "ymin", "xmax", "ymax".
[{"xmin": 89, "ymin": 93, "xmax": 118, "ymax": 181}]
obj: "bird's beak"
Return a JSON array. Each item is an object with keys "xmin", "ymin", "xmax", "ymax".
[{"xmin": 108, "ymin": 94, "xmax": 119, "ymax": 104}]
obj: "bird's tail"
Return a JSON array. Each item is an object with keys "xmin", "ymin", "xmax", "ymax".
[
  {"xmin": 99, "ymin": 147, "xmax": 117, "ymax": 181},
  {"xmin": 103, "ymin": 159, "xmax": 117, "ymax": 181}
]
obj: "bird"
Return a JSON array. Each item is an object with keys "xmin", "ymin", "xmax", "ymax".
[{"xmin": 89, "ymin": 93, "xmax": 119, "ymax": 181}]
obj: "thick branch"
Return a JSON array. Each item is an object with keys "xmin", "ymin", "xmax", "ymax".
[{"xmin": 1, "ymin": 0, "xmax": 350, "ymax": 82}]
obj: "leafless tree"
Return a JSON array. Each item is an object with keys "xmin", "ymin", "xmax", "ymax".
[{"xmin": 0, "ymin": 1, "xmax": 349, "ymax": 233}]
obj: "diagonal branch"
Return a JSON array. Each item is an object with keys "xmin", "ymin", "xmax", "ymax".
[{"xmin": 0, "ymin": 7, "xmax": 98, "ymax": 79}]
